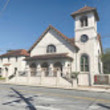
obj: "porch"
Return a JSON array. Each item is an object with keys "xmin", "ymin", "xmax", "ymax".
[{"xmin": 24, "ymin": 53, "xmax": 73, "ymax": 78}]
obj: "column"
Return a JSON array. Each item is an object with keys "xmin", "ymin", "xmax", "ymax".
[
  {"xmin": 5, "ymin": 72, "xmax": 8, "ymax": 83},
  {"xmin": 57, "ymin": 68, "xmax": 61, "ymax": 77},
  {"xmin": 62, "ymin": 64, "xmax": 66, "ymax": 77},
  {"xmin": 56, "ymin": 68, "xmax": 61, "ymax": 86},
  {"xmin": 49, "ymin": 63, "xmax": 54, "ymax": 77},
  {"xmin": 15, "ymin": 70, "xmax": 18, "ymax": 83},
  {"xmin": 37, "ymin": 64, "xmax": 41, "ymax": 77},
  {"xmin": 40, "ymin": 67, "xmax": 45, "ymax": 85},
  {"xmin": 5, "ymin": 67, "xmax": 9, "ymax": 83},
  {"xmin": 26, "ymin": 65, "xmax": 31, "ymax": 84}
]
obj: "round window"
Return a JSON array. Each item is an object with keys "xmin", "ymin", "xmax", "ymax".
[{"xmin": 81, "ymin": 35, "xmax": 88, "ymax": 43}]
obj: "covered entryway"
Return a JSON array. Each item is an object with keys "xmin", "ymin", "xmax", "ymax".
[
  {"xmin": 30, "ymin": 63, "xmax": 37, "ymax": 76},
  {"xmin": 41, "ymin": 62, "xmax": 49, "ymax": 76},
  {"xmin": 25, "ymin": 53, "xmax": 73, "ymax": 77},
  {"xmin": 54, "ymin": 62, "xmax": 62, "ymax": 77}
]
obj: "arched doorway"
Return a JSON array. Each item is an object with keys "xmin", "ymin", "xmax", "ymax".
[
  {"xmin": 54, "ymin": 62, "xmax": 62, "ymax": 77},
  {"xmin": 41, "ymin": 62, "xmax": 49, "ymax": 76},
  {"xmin": 30, "ymin": 63, "xmax": 36, "ymax": 76}
]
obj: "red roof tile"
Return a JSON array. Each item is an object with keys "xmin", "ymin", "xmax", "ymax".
[
  {"xmin": 71, "ymin": 6, "xmax": 99, "ymax": 21},
  {"xmin": 0, "ymin": 49, "xmax": 29, "ymax": 57},
  {"xmin": 25, "ymin": 53, "xmax": 73, "ymax": 61},
  {"xmin": 3, "ymin": 63, "xmax": 11, "ymax": 66}
]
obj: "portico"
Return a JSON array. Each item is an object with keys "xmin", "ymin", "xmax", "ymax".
[{"xmin": 25, "ymin": 53, "xmax": 73, "ymax": 78}]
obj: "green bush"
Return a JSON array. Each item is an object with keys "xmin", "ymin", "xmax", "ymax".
[{"xmin": 0, "ymin": 77, "xmax": 5, "ymax": 80}]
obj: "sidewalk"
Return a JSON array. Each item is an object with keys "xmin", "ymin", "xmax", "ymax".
[
  {"xmin": 75, "ymin": 85, "xmax": 110, "ymax": 93},
  {"xmin": 0, "ymin": 81, "xmax": 110, "ymax": 93}
]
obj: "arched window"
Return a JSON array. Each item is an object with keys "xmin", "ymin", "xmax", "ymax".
[
  {"xmin": 47, "ymin": 44, "xmax": 56, "ymax": 53},
  {"xmin": 80, "ymin": 54, "xmax": 89, "ymax": 72},
  {"xmin": 80, "ymin": 16, "xmax": 88, "ymax": 27}
]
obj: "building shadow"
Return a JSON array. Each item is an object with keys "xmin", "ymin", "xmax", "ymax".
[
  {"xmin": 2, "ymin": 88, "xmax": 37, "ymax": 110},
  {"xmin": 97, "ymin": 103, "xmax": 110, "ymax": 109}
]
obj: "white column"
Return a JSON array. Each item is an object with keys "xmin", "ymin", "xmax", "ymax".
[
  {"xmin": 56, "ymin": 69, "xmax": 61, "ymax": 86},
  {"xmin": 37, "ymin": 64, "xmax": 41, "ymax": 77},
  {"xmin": 57, "ymin": 69, "xmax": 61, "ymax": 77},
  {"xmin": 41, "ymin": 69, "xmax": 45, "ymax": 77},
  {"xmin": 5, "ymin": 72, "xmax": 8, "ymax": 83},
  {"xmin": 15, "ymin": 70, "xmax": 18, "ymax": 83},
  {"xmin": 40, "ymin": 68, "xmax": 45, "ymax": 85},
  {"xmin": 26, "ymin": 65, "xmax": 31, "ymax": 84},
  {"xmin": 5, "ymin": 67, "xmax": 8, "ymax": 83},
  {"xmin": 62, "ymin": 64, "xmax": 66, "ymax": 77},
  {"xmin": 49, "ymin": 63, "xmax": 53, "ymax": 77}
]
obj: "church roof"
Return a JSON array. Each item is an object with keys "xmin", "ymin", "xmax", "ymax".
[
  {"xmin": 71, "ymin": 6, "xmax": 99, "ymax": 21},
  {"xmin": 0, "ymin": 49, "xmax": 29, "ymax": 57},
  {"xmin": 25, "ymin": 53, "xmax": 73, "ymax": 61},
  {"xmin": 28, "ymin": 25, "xmax": 79, "ymax": 53}
]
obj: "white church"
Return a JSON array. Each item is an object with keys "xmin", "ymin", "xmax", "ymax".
[{"xmin": 0, "ymin": 6, "xmax": 103, "ymax": 87}]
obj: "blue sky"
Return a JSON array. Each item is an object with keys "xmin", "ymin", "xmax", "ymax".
[{"xmin": 0, "ymin": 0, "xmax": 110, "ymax": 53}]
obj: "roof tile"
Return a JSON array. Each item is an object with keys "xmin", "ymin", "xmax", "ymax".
[{"xmin": 0, "ymin": 49, "xmax": 29, "ymax": 57}]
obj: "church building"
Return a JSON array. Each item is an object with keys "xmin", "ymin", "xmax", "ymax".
[{"xmin": 0, "ymin": 6, "xmax": 103, "ymax": 87}]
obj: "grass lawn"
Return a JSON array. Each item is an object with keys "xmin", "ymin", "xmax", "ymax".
[{"xmin": 0, "ymin": 77, "xmax": 5, "ymax": 80}]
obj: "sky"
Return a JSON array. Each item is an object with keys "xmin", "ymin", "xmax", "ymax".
[{"xmin": 0, "ymin": 0, "xmax": 110, "ymax": 53}]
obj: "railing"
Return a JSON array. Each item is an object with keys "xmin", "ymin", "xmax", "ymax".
[
  {"xmin": 18, "ymin": 71, "xmax": 28, "ymax": 77},
  {"xmin": 8, "ymin": 73, "xmax": 16, "ymax": 79}
]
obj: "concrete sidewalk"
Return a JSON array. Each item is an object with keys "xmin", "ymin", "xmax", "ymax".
[
  {"xmin": 0, "ymin": 81, "xmax": 110, "ymax": 93},
  {"xmin": 76, "ymin": 85, "xmax": 110, "ymax": 93}
]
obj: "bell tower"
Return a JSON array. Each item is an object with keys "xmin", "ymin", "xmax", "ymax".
[
  {"xmin": 71, "ymin": 6, "xmax": 101, "ymax": 86},
  {"xmin": 71, "ymin": 6, "xmax": 99, "ymax": 43}
]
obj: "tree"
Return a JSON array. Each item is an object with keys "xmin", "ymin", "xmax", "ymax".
[{"xmin": 102, "ymin": 48, "xmax": 110, "ymax": 74}]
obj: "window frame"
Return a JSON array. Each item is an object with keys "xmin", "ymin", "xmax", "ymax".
[
  {"xmin": 80, "ymin": 16, "xmax": 88, "ymax": 27},
  {"xmin": 47, "ymin": 44, "xmax": 56, "ymax": 53},
  {"xmin": 80, "ymin": 54, "xmax": 89, "ymax": 72},
  {"xmin": 80, "ymin": 34, "xmax": 89, "ymax": 43}
]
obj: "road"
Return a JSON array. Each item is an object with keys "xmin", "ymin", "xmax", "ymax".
[{"xmin": 0, "ymin": 84, "xmax": 110, "ymax": 110}]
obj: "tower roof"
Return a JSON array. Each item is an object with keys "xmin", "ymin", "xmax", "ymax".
[{"xmin": 71, "ymin": 6, "xmax": 99, "ymax": 21}]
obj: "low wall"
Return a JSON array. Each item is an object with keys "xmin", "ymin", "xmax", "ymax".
[
  {"xmin": 8, "ymin": 76, "xmax": 72, "ymax": 87},
  {"xmin": 78, "ymin": 74, "xmax": 89, "ymax": 86},
  {"xmin": 29, "ymin": 77, "xmax": 41, "ymax": 85},
  {"xmin": 58, "ymin": 77, "xmax": 72, "ymax": 87}
]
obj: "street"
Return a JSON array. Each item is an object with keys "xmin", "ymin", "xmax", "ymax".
[{"xmin": 0, "ymin": 84, "xmax": 110, "ymax": 110}]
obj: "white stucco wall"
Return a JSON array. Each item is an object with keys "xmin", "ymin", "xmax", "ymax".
[
  {"xmin": 30, "ymin": 29, "xmax": 78, "ymax": 72},
  {"xmin": 74, "ymin": 12, "xmax": 102, "ymax": 85},
  {"xmin": 0, "ymin": 56, "xmax": 27, "ymax": 77}
]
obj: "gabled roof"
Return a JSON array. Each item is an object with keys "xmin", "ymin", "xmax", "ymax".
[
  {"xmin": 71, "ymin": 6, "xmax": 99, "ymax": 21},
  {"xmin": 28, "ymin": 25, "xmax": 79, "ymax": 53},
  {"xmin": 0, "ymin": 49, "xmax": 29, "ymax": 57}
]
